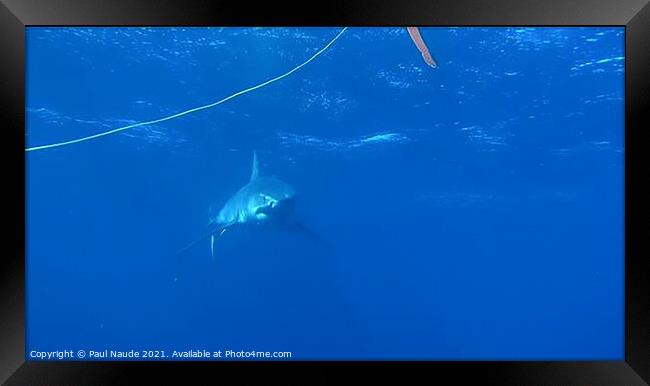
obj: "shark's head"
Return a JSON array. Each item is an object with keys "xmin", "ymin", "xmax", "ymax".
[
  {"xmin": 248, "ymin": 177, "xmax": 296, "ymax": 223},
  {"xmin": 215, "ymin": 152, "xmax": 298, "ymax": 226}
]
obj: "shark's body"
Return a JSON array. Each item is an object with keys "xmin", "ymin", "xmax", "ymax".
[{"xmin": 180, "ymin": 151, "xmax": 314, "ymax": 258}]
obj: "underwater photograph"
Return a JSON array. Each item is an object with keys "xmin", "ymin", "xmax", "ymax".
[{"xmin": 25, "ymin": 27, "xmax": 624, "ymax": 360}]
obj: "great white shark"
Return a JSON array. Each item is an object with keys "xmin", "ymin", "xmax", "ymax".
[{"xmin": 178, "ymin": 151, "xmax": 319, "ymax": 258}]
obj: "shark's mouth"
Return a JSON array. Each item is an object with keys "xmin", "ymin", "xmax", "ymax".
[
  {"xmin": 253, "ymin": 195, "xmax": 277, "ymax": 219},
  {"xmin": 255, "ymin": 195, "xmax": 295, "ymax": 219},
  {"xmin": 255, "ymin": 204, "xmax": 274, "ymax": 215}
]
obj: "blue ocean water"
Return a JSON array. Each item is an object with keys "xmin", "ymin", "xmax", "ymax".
[{"xmin": 26, "ymin": 27, "xmax": 624, "ymax": 360}]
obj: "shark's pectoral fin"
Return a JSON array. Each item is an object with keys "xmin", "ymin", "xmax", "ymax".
[
  {"xmin": 177, "ymin": 222, "xmax": 235, "ymax": 258},
  {"xmin": 210, "ymin": 227, "xmax": 228, "ymax": 259}
]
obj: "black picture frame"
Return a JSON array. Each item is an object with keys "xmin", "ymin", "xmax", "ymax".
[{"xmin": 2, "ymin": 0, "xmax": 648, "ymax": 384}]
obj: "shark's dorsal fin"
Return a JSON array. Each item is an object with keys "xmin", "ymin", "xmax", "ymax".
[{"xmin": 250, "ymin": 150, "xmax": 259, "ymax": 181}]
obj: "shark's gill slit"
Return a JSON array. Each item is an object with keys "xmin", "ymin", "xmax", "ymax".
[{"xmin": 25, "ymin": 27, "xmax": 348, "ymax": 153}]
